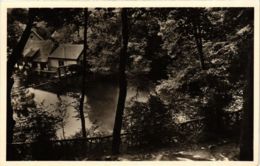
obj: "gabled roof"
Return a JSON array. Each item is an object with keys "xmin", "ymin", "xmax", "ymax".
[
  {"xmin": 49, "ymin": 44, "xmax": 83, "ymax": 60},
  {"xmin": 23, "ymin": 40, "xmax": 55, "ymax": 63},
  {"xmin": 31, "ymin": 29, "xmax": 44, "ymax": 40},
  {"xmin": 24, "ymin": 48, "xmax": 39, "ymax": 58}
]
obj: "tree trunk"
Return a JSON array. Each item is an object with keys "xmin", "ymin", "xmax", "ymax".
[
  {"xmin": 78, "ymin": 8, "xmax": 88, "ymax": 138},
  {"xmin": 239, "ymin": 41, "xmax": 253, "ymax": 161},
  {"xmin": 7, "ymin": 9, "xmax": 36, "ymax": 160},
  {"xmin": 193, "ymin": 24, "xmax": 205, "ymax": 70},
  {"xmin": 112, "ymin": 8, "xmax": 129, "ymax": 155},
  {"xmin": 191, "ymin": 13, "xmax": 205, "ymax": 70}
]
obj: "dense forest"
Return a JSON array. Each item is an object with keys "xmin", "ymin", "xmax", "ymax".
[{"xmin": 7, "ymin": 8, "xmax": 253, "ymax": 161}]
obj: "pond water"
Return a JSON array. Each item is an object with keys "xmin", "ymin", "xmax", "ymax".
[{"xmin": 13, "ymin": 74, "xmax": 151, "ymax": 139}]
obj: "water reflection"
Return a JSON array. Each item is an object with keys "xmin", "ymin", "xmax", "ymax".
[{"xmin": 16, "ymin": 76, "xmax": 151, "ymax": 139}]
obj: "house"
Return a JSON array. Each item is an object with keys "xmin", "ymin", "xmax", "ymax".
[
  {"xmin": 48, "ymin": 44, "xmax": 83, "ymax": 70},
  {"xmin": 23, "ymin": 39, "xmax": 55, "ymax": 71},
  {"xmin": 23, "ymin": 29, "xmax": 55, "ymax": 71},
  {"xmin": 22, "ymin": 30, "xmax": 84, "ymax": 74}
]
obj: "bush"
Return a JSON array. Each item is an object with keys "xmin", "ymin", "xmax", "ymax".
[{"xmin": 124, "ymin": 95, "xmax": 175, "ymax": 147}]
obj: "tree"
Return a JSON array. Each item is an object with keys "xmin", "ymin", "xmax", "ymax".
[
  {"xmin": 87, "ymin": 8, "xmax": 121, "ymax": 73},
  {"xmin": 155, "ymin": 8, "xmax": 253, "ymax": 144},
  {"xmin": 211, "ymin": 8, "xmax": 254, "ymax": 159},
  {"xmin": 12, "ymin": 90, "xmax": 60, "ymax": 160},
  {"xmin": 37, "ymin": 8, "xmax": 88, "ymax": 138},
  {"xmin": 127, "ymin": 8, "xmax": 171, "ymax": 81},
  {"xmin": 165, "ymin": 8, "xmax": 215, "ymax": 70},
  {"xmin": 112, "ymin": 8, "xmax": 129, "ymax": 155},
  {"xmin": 13, "ymin": 95, "xmax": 60, "ymax": 143},
  {"xmin": 124, "ymin": 95, "xmax": 174, "ymax": 147},
  {"xmin": 78, "ymin": 8, "xmax": 89, "ymax": 138},
  {"xmin": 239, "ymin": 41, "xmax": 253, "ymax": 160},
  {"xmin": 56, "ymin": 97, "xmax": 70, "ymax": 139},
  {"xmin": 237, "ymin": 11, "xmax": 254, "ymax": 159},
  {"xmin": 7, "ymin": 9, "xmax": 37, "ymax": 160},
  {"xmin": 7, "ymin": 9, "xmax": 28, "ymax": 57},
  {"xmin": 190, "ymin": 9, "xmax": 206, "ymax": 69}
]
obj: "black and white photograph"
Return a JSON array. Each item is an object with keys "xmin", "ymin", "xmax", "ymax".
[{"xmin": 2, "ymin": 3, "xmax": 258, "ymax": 163}]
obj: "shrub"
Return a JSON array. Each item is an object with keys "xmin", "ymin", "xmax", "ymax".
[{"xmin": 124, "ymin": 95, "xmax": 175, "ymax": 147}]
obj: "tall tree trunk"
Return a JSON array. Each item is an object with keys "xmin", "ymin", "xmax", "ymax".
[
  {"xmin": 193, "ymin": 24, "xmax": 205, "ymax": 70},
  {"xmin": 112, "ymin": 8, "xmax": 129, "ymax": 155},
  {"xmin": 7, "ymin": 9, "xmax": 36, "ymax": 160},
  {"xmin": 78, "ymin": 8, "xmax": 88, "ymax": 138},
  {"xmin": 239, "ymin": 41, "xmax": 253, "ymax": 161},
  {"xmin": 191, "ymin": 13, "xmax": 205, "ymax": 70}
]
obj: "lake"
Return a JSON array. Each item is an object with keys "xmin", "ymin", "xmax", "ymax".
[{"xmin": 12, "ymin": 74, "xmax": 152, "ymax": 140}]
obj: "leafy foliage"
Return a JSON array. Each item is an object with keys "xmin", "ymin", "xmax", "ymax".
[
  {"xmin": 124, "ymin": 95, "xmax": 175, "ymax": 146},
  {"xmin": 13, "ymin": 90, "xmax": 60, "ymax": 142}
]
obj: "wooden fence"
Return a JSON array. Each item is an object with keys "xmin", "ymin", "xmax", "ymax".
[
  {"xmin": 10, "ymin": 134, "xmax": 130, "ymax": 160},
  {"xmin": 9, "ymin": 110, "xmax": 242, "ymax": 160}
]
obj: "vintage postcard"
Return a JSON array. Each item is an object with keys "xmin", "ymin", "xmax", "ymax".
[{"xmin": 0, "ymin": 0, "xmax": 259, "ymax": 166}]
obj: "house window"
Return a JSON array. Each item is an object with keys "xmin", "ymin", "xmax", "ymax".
[
  {"xmin": 37, "ymin": 63, "xmax": 41, "ymax": 70},
  {"xmin": 40, "ymin": 63, "xmax": 46, "ymax": 70},
  {"xmin": 58, "ymin": 60, "xmax": 64, "ymax": 67}
]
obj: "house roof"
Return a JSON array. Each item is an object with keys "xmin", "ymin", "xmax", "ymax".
[
  {"xmin": 23, "ymin": 40, "xmax": 55, "ymax": 63},
  {"xmin": 31, "ymin": 29, "xmax": 44, "ymax": 40},
  {"xmin": 49, "ymin": 44, "xmax": 83, "ymax": 60},
  {"xmin": 24, "ymin": 48, "xmax": 39, "ymax": 58}
]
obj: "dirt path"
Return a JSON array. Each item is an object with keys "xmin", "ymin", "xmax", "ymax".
[{"xmin": 115, "ymin": 141, "xmax": 239, "ymax": 161}]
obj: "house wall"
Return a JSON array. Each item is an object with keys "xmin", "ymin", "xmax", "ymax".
[
  {"xmin": 33, "ymin": 62, "xmax": 48, "ymax": 71},
  {"xmin": 48, "ymin": 59, "xmax": 78, "ymax": 68},
  {"xmin": 65, "ymin": 60, "xmax": 78, "ymax": 66},
  {"xmin": 49, "ymin": 59, "xmax": 59, "ymax": 68}
]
